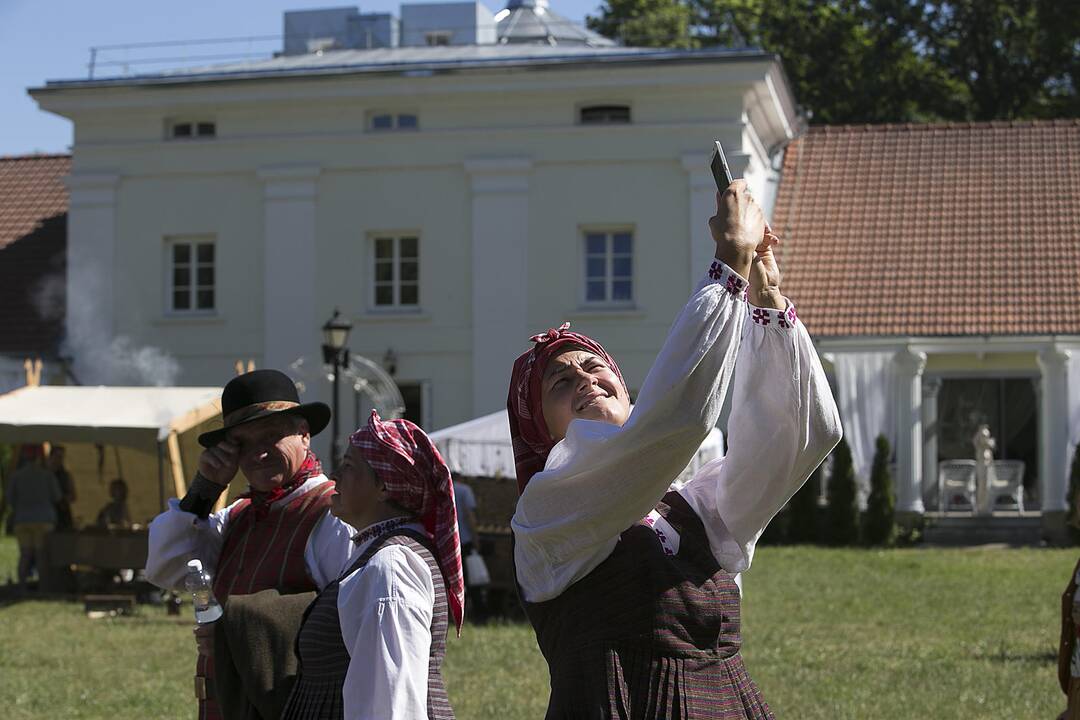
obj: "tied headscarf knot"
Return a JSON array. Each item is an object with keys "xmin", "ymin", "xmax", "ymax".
[
  {"xmin": 529, "ymin": 322, "xmax": 572, "ymax": 345},
  {"xmin": 507, "ymin": 324, "xmax": 626, "ymax": 494},
  {"xmin": 349, "ymin": 410, "xmax": 465, "ymax": 635}
]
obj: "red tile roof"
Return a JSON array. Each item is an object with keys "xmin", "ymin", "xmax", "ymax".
[
  {"xmin": 772, "ymin": 121, "xmax": 1080, "ymax": 337},
  {"xmin": 0, "ymin": 154, "xmax": 70, "ymax": 355}
]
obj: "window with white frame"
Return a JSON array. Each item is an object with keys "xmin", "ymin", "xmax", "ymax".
[
  {"xmin": 368, "ymin": 112, "xmax": 419, "ymax": 131},
  {"xmin": 371, "ymin": 235, "xmax": 419, "ymax": 308},
  {"xmin": 583, "ymin": 230, "xmax": 633, "ymax": 304},
  {"xmin": 167, "ymin": 236, "xmax": 216, "ymax": 312}
]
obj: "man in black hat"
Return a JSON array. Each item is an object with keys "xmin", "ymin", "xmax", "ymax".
[{"xmin": 145, "ymin": 369, "xmax": 356, "ymax": 720}]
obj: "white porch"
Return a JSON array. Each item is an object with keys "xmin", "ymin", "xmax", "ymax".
[{"xmin": 820, "ymin": 335, "xmax": 1080, "ymax": 542}]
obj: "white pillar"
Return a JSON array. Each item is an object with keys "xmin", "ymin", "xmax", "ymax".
[
  {"xmin": 1038, "ymin": 347, "xmax": 1071, "ymax": 513},
  {"xmin": 465, "ymin": 157, "xmax": 532, "ymax": 417},
  {"xmin": 894, "ymin": 349, "xmax": 927, "ymax": 514},
  {"xmin": 922, "ymin": 376, "xmax": 942, "ymax": 511},
  {"xmin": 681, "ymin": 153, "xmax": 718, "ymax": 291},
  {"xmin": 64, "ymin": 173, "xmax": 119, "ymax": 384},
  {"xmin": 681, "ymin": 150, "xmax": 754, "ymax": 290},
  {"xmin": 258, "ymin": 165, "xmax": 320, "ymax": 372}
]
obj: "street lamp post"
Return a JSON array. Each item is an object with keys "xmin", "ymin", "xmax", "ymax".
[{"xmin": 321, "ymin": 308, "xmax": 353, "ymax": 468}]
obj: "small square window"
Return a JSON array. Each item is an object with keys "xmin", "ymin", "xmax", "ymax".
[
  {"xmin": 172, "ymin": 122, "xmax": 193, "ymax": 138},
  {"xmin": 371, "ymin": 114, "xmax": 394, "ymax": 130},
  {"xmin": 397, "ymin": 114, "xmax": 418, "ymax": 129},
  {"xmin": 196, "ymin": 122, "xmax": 216, "ymax": 137},
  {"xmin": 580, "ymin": 105, "xmax": 631, "ymax": 125}
]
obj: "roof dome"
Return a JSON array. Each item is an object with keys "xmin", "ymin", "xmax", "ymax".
[{"xmin": 495, "ymin": 0, "xmax": 616, "ymax": 47}]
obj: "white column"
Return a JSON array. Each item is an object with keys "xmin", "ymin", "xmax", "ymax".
[
  {"xmin": 894, "ymin": 349, "xmax": 927, "ymax": 514},
  {"xmin": 922, "ymin": 377, "xmax": 942, "ymax": 511},
  {"xmin": 258, "ymin": 165, "xmax": 320, "ymax": 372},
  {"xmin": 64, "ymin": 173, "xmax": 119, "ymax": 383},
  {"xmin": 681, "ymin": 150, "xmax": 754, "ymax": 290},
  {"xmin": 681, "ymin": 153, "xmax": 718, "ymax": 290},
  {"xmin": 465, "ymin": 157, "xmax": 532, "ymax": 416},
  {"xmin": 1038, "ymin": 347, "xmax": 1071, "ymax": 513}
]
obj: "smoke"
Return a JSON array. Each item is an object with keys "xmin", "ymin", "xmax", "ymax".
[
  {"xmin": 31, "ymin": 272, "xmax": 65, "ymax": 322},
  {"xmin": 56, "ymin": 266, "xmax": 181, "ymax": 387}
]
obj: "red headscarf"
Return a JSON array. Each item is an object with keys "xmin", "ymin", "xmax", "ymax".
[
  {"xmin": 506, "ymin": 322, "xmax": 626, "ymax": 493},
  {"xmin": 349, "ymin": 410, "xmax": 465, "ymax": 635}
]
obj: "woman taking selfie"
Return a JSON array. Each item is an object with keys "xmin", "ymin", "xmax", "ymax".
[{"xmin": 508, "ymin": 180, "xmax": 842, "ymax": 718}]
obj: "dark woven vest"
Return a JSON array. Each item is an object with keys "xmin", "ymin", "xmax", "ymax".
[
  {"xmin": 280, "ymin": 527, "xmax": 455, "ymax": 720},
  {"xmin": 198, "ymin": 479, "xmax": 335, "ymax": 720},
  {"xmin": 516, "ymin": 491, "xmax": 773, "ymax": 720}
]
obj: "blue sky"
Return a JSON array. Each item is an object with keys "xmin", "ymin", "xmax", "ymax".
[{"xmin": 0, "ymin": 0, "xmax": 604, "ymax": 157}]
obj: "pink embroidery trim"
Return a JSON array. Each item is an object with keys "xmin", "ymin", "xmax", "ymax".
[
  {"xmin": 352, "ymin": 516, "xmax": 411, "ymax": 546},
  {"xmin": 751, "ymin": 304, "xmax": 799, "ymax": 329}
]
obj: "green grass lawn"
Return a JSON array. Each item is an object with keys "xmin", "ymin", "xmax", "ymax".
[{"xmin": 0, "ymin": 537, "xmax": 1072, "ymax": 719}]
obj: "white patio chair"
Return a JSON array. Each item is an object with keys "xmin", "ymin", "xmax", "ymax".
[
  {"xmin": 987, "ymin": 460, "xmax": 1025, "ymax": 512},
  {"xmin": 939, "ymin": 460, "xmax": 976, "ymax": 512}
]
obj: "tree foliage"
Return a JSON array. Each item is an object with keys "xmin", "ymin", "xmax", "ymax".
[
  {"xmin": 586, "ymin": 0, "xmax": 1080, "ymax": 123},
  {"xmin": 826, "ymin": 437, "xmax": 859, "ymax": 545},
  {"xmin": 863, "ymin": 434, "xmax": 896, "ymax": 546}
]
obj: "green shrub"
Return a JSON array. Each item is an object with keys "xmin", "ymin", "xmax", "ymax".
[
  {"xmin": 1068, "ymin": 441, "xmax": 1080, "ymax": 545},
  {"xmin": 786, "ymin": 465, "xmax": 821, "ymax": 544},
  {"xmin": 825, "ymin": 437, "xmax": 859, "ymax": 545},
  {"xmin": 863, "ymin": 435, "xmax": 896, "ymax": 546}
]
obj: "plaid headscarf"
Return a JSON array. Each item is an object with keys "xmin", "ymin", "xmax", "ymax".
[
  {"xmin": 350, "ymin": 410, "xmax": 464, "ymax": 635},
  {"xmin": 507, "ymin": 322, "xmax": 626, "ymax": 493}
]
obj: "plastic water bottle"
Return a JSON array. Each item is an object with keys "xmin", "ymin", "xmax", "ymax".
[{"xmin": 184, "ymin": 559, "xmax": 223, "ymax": 624}]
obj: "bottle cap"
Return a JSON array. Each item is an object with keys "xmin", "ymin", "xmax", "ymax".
[{"xmin": 187, "ymin": 559, "xmax": 203, "ymax": 572}]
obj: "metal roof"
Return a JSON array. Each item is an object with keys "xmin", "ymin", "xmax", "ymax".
[
  {"xmin": 38, "ymin": 44, "xmax": 774, "ymax": 90},
  {"xmin": 495, "ymin": 0, "xmax": 615, "ymax": 47}
]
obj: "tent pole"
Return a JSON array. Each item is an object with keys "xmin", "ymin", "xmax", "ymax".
[
  {"xmin": 157, "ymin": 440, "xmax": 166, "ymax": 513},
  {"xmin": 166, "ymin": 431, "xmax": 186, "ymax": 500}
]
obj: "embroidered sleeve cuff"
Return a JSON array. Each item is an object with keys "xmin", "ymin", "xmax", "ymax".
[
  {"xmin": 748, "ymin": 300, "xmax": 798, "ymax": 330},
  {"xmin": 705, "ymin": 259, "xmax": 748, "ymax": 300}
]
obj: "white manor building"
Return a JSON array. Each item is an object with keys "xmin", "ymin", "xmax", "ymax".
[{"xmin": 31, "ymin": 2, "xmax": 797, "ymax": 447}]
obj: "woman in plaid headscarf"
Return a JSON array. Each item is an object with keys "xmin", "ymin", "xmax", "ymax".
[
  {"xmin": 281, "ymin": 411, "xmax": 460, "ymax": 720},
  {"xmin": 508, "ymin": 182, "xmax": 843, "ymax": 718}
]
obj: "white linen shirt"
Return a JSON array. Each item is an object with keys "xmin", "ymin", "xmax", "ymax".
[
  {"xmin": 337, "ymin": 520, "xmax": 436, "ymax": 720},
  {"xmin": 145, "ymin": 475, "xmax": 357, "ymax": 592},
  {"xmin": 512, "ymin": 259, "xmax": 843, "ymax": 603}
]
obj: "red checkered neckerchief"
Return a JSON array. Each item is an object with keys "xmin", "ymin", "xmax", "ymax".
[
  {"xmin": 350, "ymin": 411, "xmax": 464, "ymax": 635},
  {"xmin": 507, "ymin": 322, "xmax": 626, "ymax": 493},
  {"xmin": 239, "ymin": 450, "xmax": 322, "ymax": 521}
]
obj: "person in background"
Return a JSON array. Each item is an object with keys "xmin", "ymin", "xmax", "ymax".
[
  {"xmin": 48, "ymin": 445, "xmax": 76, "ymax": 531},
  {"xmin": 46, "ymin": 446, "xmax": 75, "ymax": 533},
  {"xmin": 4, "ymin": 445, "xmax": 62, "ymax": 591},
  {"xmin": 453, "ymin": 480, "xmax": 488, "ymax": 621},
  {"xmin": 96, "ymin": 478, "xmax": 132, "ymax": 530}
]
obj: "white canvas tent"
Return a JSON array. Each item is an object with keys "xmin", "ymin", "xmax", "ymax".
[
  {"xmin": 430, "ymin": 409, "xmax": 725, "ymax": 485},
  {"xmin": 0, "ymin": 385, "xmax": 223, "ymax": 524}
]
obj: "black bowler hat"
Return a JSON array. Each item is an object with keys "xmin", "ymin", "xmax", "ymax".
[{"xmin": 197, "ymin": 369, "xmax": 331, "ymax": 448}]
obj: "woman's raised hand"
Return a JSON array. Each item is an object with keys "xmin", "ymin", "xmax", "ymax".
[
  {"xmin": 749, "ymin": 229, "xmax": 785, "ymax": 310},
  {"xmin": 708, "ymin": 180, "xmax": 764, "ymax": 281}
]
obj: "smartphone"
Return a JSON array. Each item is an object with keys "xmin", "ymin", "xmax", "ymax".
[{"xmin": 710, "ymin": 140, "xmax": 735, "ymax": 193}]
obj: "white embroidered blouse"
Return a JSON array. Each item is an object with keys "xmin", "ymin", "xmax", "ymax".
[{"xmin": 512, "ymin": 259, "xmax": 843, "ymax": 603}]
